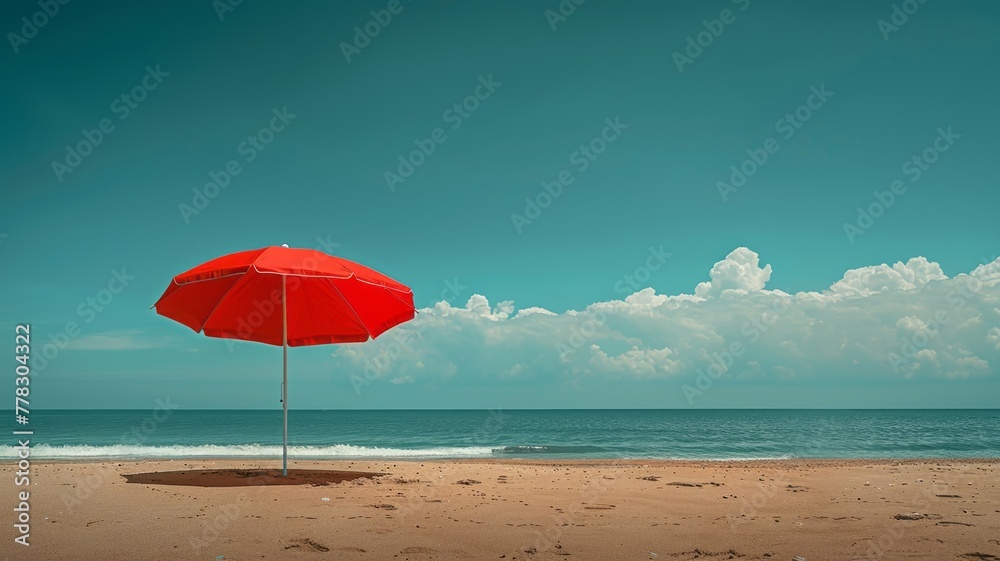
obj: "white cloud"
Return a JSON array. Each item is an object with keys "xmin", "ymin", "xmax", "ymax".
[
  {"xmin": 694, "ymin": 247, "xmax": 772, "ymax": 298},
  {"xmin": 68, "ymin": 330, "xmax": 178, "ymax": 351},
  {"xmin": 988, "ymin": 327, "xmax": 1000, "ymax": 351},
  {"xmin": 331, "ymin": 250, "xmax": 1000, "ymax": 386},
  {"xmin": 829, "ymin": 257, "xmax": 947, "ymax": 298}
]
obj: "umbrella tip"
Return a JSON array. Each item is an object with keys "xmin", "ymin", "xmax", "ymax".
[{"xmin": 280, "ymin": 243, "xmax": 289, "ymax": 248}]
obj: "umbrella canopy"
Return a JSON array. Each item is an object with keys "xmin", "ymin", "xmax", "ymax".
[{"xmin": 153, "ymin": 245, "xmax": 414, "ymax": 474}]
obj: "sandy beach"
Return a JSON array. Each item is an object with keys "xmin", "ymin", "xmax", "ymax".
[{"xmin": 3, "ymin": 459, "xmax": 998, "ymax": 560}]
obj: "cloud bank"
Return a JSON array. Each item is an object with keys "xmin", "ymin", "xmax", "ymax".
[{"xmin": 333, "ymin": 249, "xmax": 1000, "ymax": 392}]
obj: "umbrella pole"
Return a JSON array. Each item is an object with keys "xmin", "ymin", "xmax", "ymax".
[{"xmin": 282, "ymin": 275, "xmax": 288, "ymax": 477}]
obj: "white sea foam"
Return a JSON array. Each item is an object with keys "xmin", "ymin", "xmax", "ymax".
[
  {"xmin": 1, "ymin": 443, "xmax": 499, "ymax": 459},
  {"xmin": 1, "ymin": 443, "xmax": 798, "ymax": 461}
]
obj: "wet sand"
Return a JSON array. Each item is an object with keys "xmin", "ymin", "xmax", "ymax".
[{"xmin": 3, "ymin": 459, "xmax": 998, "ymax": 560}]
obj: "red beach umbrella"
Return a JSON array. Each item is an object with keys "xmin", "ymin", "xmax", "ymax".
[{"xmin": 153, "ymin": 245, "xmax": 415, "ymax": 475}]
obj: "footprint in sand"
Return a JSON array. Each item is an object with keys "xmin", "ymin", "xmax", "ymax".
[
  {"xmin": 368, "ymin": 503, "xmax": 398, "ymax": 510},
  {"xmin": 664, "ymin": 548, "xmax": 744, "ymax": 559},
  {"xmin": 285, "ymin": 538, "xmax": 330, "ymax": 552},
  {"xmin": 401, "ymin": 546, "xmax": 438, "ymax": 554}
]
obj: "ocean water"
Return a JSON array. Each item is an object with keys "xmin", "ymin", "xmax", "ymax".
[{"xmin": 5, "ymin": 409, "xmax": 999, "ymax": 460}]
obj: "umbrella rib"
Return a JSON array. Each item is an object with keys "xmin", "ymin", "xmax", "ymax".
[
  {"xmin": 198, "ymin": 271, "xmax": 254, "ymax": 334},
  {"xmin": 235, "ymin": 270, "xmax": 372, "ymax": 344},
  {"xmin": 324, "ymin": 277, "xmax": 374, "ymax": 342},
  {"xmin": 381, "ymin": 282, "xmax": 416, "ymax": 308},
  {"xmin": 251, "ymin": 264, "xmax": 353, "ymax": 280},
  {"xmin": 172, "ymin": 271, "xmax": 248, "ymax": 286},
  {"xmin": 250, "ymin": 264, "xmax": 411, "ymax": 293},
  {"xmin": 353, "ymin": 275, "xmax": 413, "ymax": 294}
]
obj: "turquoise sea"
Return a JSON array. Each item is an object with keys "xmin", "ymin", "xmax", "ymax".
[{"xmin": 5, "ymin": 409, "xmax": 999, "ymax": 460}]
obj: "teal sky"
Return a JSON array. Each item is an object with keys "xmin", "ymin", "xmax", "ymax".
[{"xmin": 2, "ymin": 0, "xmax": 998, "ymax": 410}]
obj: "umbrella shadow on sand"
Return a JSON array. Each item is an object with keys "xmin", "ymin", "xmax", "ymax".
[{"xmin": 123, "ymin": 468, "xmax": 385, "ymax": 487}]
